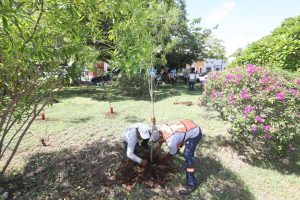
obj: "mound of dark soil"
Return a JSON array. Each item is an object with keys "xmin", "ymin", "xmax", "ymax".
[
  {"xmin": 104, "ymin": 112, "xmax": 118, "ymax": 118},
  {"xmin": 105, "ymin": 150, "xmax": 181, "ymax": 190}
]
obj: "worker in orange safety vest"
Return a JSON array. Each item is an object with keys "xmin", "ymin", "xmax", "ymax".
[{"xmin": 150, "ymin": 119, "xmax": 202, "ymax": 195}]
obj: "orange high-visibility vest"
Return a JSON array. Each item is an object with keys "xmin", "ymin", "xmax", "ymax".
[{"xmin": 160, "ymin": 119, "xmax": 198, "ymax": 142}]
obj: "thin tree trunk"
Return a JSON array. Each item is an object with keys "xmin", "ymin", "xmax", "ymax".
[
  {"xmin": 0, "ymin": 104, "xmax": 39, "ymax": 158},
  {"xmin": 0, "ymin": 84, "xmax": 39, "ymax": 155},
  {"xmin": 0, "ymin": 83, "xmax": 62, "ymax": 175},
  {"xmin": 0, "ymin": 100, "xmax": 18, "ymax": 156},
  {"xmin": 1, "ymin": 100, "xmax": 48, "ymax": 175}
]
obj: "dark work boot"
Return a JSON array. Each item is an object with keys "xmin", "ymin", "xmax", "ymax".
[{"xmin": 179, "ymin": 185, "xmax": 196, "ymax": 195}]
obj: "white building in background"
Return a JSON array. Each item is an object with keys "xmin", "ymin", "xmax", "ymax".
[
  {"xmin": 203, "ymin": 59, "xmax": 227, "ymax": 72},
  {"xmin": 186, "ymin": 59, "xmax": 227, "ymax": 74}
]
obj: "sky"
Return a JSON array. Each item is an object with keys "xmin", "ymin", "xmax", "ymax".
[{"xmin": 186, "ymin": 0, "xmax": 300, "ymax": 57}]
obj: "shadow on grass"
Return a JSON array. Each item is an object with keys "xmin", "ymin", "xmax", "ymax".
[
  {"xmin": 69, "ymin": 116, "xmax": 94, "ymax": 124},
  {"xmin": 227, "ymin": 140, "xmax": 300, "ymax": 175},
  {"xmin": 3, "ymin": 140, "xmax": 126, "ymax": 199},
  {"xmin": 154, "ymin": 83, "xmax": 204, "ymax": 101},
  {"xmin": 170, "ymin": 152, "xmax": 254, "ymax": 200},
  {"xmin": 55, "ymin": 85, "xmax": 133, "ymax": 103},
  {"xmin": 55, "ymin": 83, "xmax": 203, "ymax": 103},
  {"xmin": 3, "ymin": 140, "xmax": 178, "ymax": 199},
  {"xmin": 197, "ymin": 156, "xmax": 254, "ymax": 200},
  {"xmin": 3, "ymin": 139, "xmax": 254, "ymax": 200},
  {"xmin": 124, "ymin": 116, "xmax": 146, "ymax": 123},
  {"xmin": 201, "ymin": 134, "xmax": 300, "ymax": 176}
]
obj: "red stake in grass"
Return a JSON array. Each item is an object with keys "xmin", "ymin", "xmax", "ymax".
[
  {"xmin": 41, "ymin": 113, "xmax": 45, "ymax": 120},
  {"xmin": 110, "ymin": 106, "xmax": 114, "ymax": 114},
  {"xmin": 151, "ymin": 117, "xmax": 156, "ymax": 125}
]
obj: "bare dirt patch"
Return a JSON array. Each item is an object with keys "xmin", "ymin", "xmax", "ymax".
[
  {"xmin": 108, "ymin": 156, "xmax": 179, "ymax": 190},
  {"xmin": 104, "ymin": 112, "xmax": 119, "ymax": 118},
  {"xmin": 174, "ymin": 101, "xmax": 193, "ymax": 106}
]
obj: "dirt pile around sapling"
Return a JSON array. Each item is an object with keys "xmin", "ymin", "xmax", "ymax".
[{"xmin": 105, "ymin": 150, "xmax": 181, "ymax": 190}]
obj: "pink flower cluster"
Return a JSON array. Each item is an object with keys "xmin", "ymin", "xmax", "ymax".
[
  {"xmin": 263, "ymin": 125, "xmax": 270, "ymax": 131},
  {"xmin": 226, "ymin": 74, "xmax": 235, "ymax": 81},
  {"xmin": 289, "ymin": 89, "xmax": 298, "ymax": 96},
  {"xmin": 236, "ymin": 74, "xmax": 243, "ymax": 84},
  {"xmin": 241, "ymin": 89, "xmax": 249, "ymax": 99},
  {"xmin": 228, "ymin": 94, "xmax": 237, "ymax": 105},
  {"xmin": 204, "ymin": 64, "xmax": 300, "ymax": 156},
  {"xmin": 256, "ymin": 116, "xmax": 263, "ymax": 123},
  {"xmin": 251, "ymin": 125, "xmax": 258, "ymax": 132},
  {"xmin": 265, "ymin": 85, "xmax": 275, "ymax": 92},
  {"xmin": 243, "ymin": 106, "xmax": 255, "ymax": 114},
  {"xmin": 264, "ymin": 133, "xmax": 271, "ymax": 139},
  {"xmin": 246, "ymin": 64, "xmax": 256, "ymax": 74},
  {"xmin": 276, "ymin": 92, "xmax": 285, "ymax": 101},
  {"xmin": 288, "ymin": 144, "xmax": 296, "ymax": 152},
  {"xmin": 259, "ymin": 76, "xmax": 270, "ymax": 84},
  {"xmin": 210, "ymin": 91, "xmax": 216, "ymax": 100}
]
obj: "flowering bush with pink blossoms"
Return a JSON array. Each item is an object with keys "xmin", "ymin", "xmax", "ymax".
[{"xmin": 203, "ymin": 64, "xmax": 300, "ymax": 156}]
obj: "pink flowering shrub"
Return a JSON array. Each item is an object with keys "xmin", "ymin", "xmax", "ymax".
[{"xmin": 203, "ymin": 65, "xmax": 300, "ymax": 156}]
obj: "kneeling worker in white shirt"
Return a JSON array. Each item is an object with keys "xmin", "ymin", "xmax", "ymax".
[{"xmin": 122, "ymin": 123, "xmax": 151, "ymax": 167}]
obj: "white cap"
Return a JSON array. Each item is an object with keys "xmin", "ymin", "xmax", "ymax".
[{"xmin": 138, "ymin": 124, "xmax": 150, "ymax": 139}]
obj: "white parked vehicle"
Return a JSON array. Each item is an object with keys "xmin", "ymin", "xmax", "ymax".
[{"xmin": 196, "ymin": 74, "xmax": 208, "ymax": 83}]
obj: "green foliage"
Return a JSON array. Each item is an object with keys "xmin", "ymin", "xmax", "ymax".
[
  {"xmin": 229, "ymin": 16, "xmax": 300, "ymax": 71},
  {"xmin": 108, "ymin": 0, "xmax": 179, "ymax": 74},
  {"xmin": 0, "ymin": 0, "xmax": 106, "ymax": 175},
  {"xmin": 204, "ymin": 34, "xmax": 226, "ymax": 60},
  {"xmin": 230, "ymin": 47, "xmax": 243, "ymax": 58},
  {"xmin": 203, "ymin": 64, "xmax": 300, "ymax": 156},
  {"xmin": 0, "ymin": 0, "xmax": 178, "ymax": 175},
  {"xmin": 161, "ymin": 1, "xmax": 226, "ymax": 68},
  {"xmin": 117, "ymin": 73, "xmax": 149, "ymax": 96},
  {"xmin": 165, "ymin": 15, "xmax": 226, "ymax": 68},
  {"xmin": 4, "ymin": 85, "xmax": 300, "ymax": 199}
]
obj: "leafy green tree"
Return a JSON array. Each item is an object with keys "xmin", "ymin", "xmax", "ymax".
[
  {"xmin": 0, "ymin": 0, "xmax": 104, "ymax": 175},
  {"xmin": 164, "ymin": 1, "xmax": 226, "ymax": 68},
  {"xmin": 229, "ymin": 16, "xmax": 300, "ymax": 72},
  {"xmin": 109, "ymin": 0, "xmax": 178, "ymax": 74},
  {"xmin": 204, "ymin": 34, "xmax": 226, "ymax": 60},
  {"xmin": 230, "ymin": 47, "xmax": 243, "ymax": 58},
  {"xmin": 0, "ymin": 0, "xmax": 177, "ymax": 175}
]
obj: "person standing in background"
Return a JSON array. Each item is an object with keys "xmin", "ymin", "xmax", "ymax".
[{"xmin": 188, "ymin": 69, "xmax": 195, "ymax": 91}]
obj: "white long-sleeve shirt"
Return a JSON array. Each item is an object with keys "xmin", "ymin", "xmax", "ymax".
[
  {"xmin": 165, "ymin": 126, "xmax": 200, "ymax": 155},
  {"xmin": 122, "ymin": 123, "xmax": 147, "ymax": 164},
  {"xmin": 189, "ymin": 73, "xmax": 196, "ymax": 81}
]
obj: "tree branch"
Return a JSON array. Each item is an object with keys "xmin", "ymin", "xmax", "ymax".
[
  {"xmin": 1, "ymin": 98, "xmax": 48, "ymax": 175},
  {"xmin": 0, "ymin": 93, "xmax": 46, "ymax": 158},
  {"xmin": 21, "ymin": 0, "xmax": 44, "ymax": 50}
]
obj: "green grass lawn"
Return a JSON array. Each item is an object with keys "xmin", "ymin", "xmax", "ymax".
[{"xmin": 3, "ymin": 83, "xmax": 300, "ymax": 200}]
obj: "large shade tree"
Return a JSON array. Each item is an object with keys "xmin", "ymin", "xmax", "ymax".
[
  {"xmin": 0, "ymin": 0, "xmax": 177, "ymax": 175},
  {"xmin": 164, "ymin": 0, "xmax": 226, "ymax": 69}
]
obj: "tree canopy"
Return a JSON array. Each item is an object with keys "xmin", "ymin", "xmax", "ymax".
[
  {"xmin": 0, "ymin": 0, "xmax": 227, "ymax": 174},
  {"xmin": 0, "ymin": 0, "xmax": 178, "ymax": 175},
  {"xmin": 229, "ymin": 16, "xmax": 300, "ymax": 72},
  {"xmin": 163, "ymin": 0, "xmax": 226, "ymax": 69}
]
